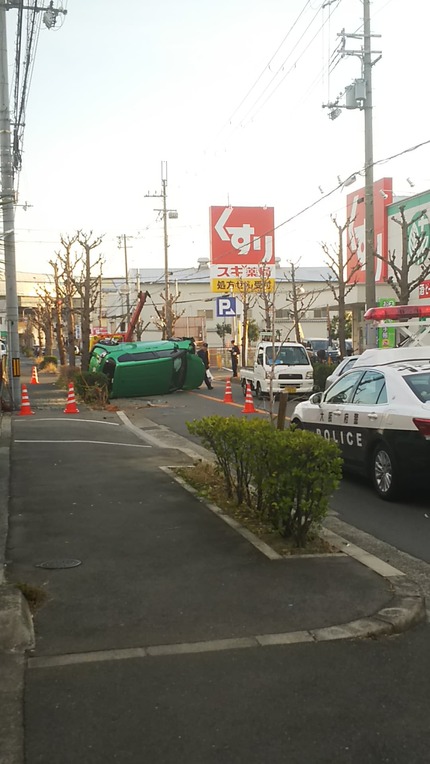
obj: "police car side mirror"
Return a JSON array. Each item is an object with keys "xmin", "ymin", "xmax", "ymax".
[{"xmin": 309, "ymin": 392, "xmax": 322, "ymax": 405}]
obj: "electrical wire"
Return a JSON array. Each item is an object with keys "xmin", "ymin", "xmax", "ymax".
[
  {"xmin": 223, "ymin": 0, "xmax": 342, "ymax": 137},
  {"xmin": 221, "ymin": 1, "xmax": 313, "ymax": 129},
  {"xmin": 12, "ymin": 2, "xmax": 43, "ymax": 178},
  {"xmin": 238, "ymin": 5, "xmax": 323, "ymax": 129}
]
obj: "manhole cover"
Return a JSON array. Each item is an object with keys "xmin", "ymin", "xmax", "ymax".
[{"xmin": 35, "ymin": 559, "xmax": 82, "ymax": 570}]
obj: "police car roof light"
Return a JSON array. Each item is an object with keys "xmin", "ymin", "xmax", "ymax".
[
  {"xmin": 364, "ymin": 305, "xmax": 430, "ymax": 322},
  {"xmin": 413, "ymin": 418, "xmax": 430, "ymax": 439}
]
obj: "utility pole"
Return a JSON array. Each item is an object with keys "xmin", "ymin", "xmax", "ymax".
[
  {"xmin": 1, "ymin": 1, "xmax": 67, "ymax": 407},
  {"xmin": 323, "ymin": 0, "xmax": 381, "ymax": 348},
  {"xmin": 162, "ymin": 169, "xmax": 169, "ymax": 336},
  {"xmin": 145, "ymin": 161, "xmax": 178, "ymax": 339},
  {"xmin": 363, "ymin": 0, "xmax": 376, "ymax": 322},
  {"xmin": 117, "ymin": 234, "xmax": 131, "ymax": 320},
  {"xmin": 0, "ymin": 3, "xmax": 19, "ymax": 407}
]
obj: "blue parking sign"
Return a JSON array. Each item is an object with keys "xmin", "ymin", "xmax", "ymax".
[{"xmin": 216, "ymin": 296, "xmax": 236, "ymax": 317}]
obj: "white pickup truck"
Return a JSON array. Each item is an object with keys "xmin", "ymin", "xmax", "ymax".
[{"xmin": 239, "ymin": 341, "xmax": 314, "ymax": 398}]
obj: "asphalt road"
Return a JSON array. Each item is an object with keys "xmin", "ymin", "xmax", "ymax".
[{"xmin": 120, "ymin": 381, "xmax": 430, "ymax": 565}]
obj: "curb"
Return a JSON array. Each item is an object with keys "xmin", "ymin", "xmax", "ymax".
[
  {"xmin": 0, "ymin": 585, "xmax": 34, "ymax": 653},
  {"xmin": 0, "ymin": 413, "xmax": 12, "ymax": 584},
  {"xmin": 0, "ymin": 414, "xmax": 35, "ymax": 654}
]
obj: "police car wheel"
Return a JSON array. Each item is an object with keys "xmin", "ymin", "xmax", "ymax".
[
  {"xmin": 291, "ymin": 419, "xmax": 302, "ymax": 429},
  {"xmin": 371, "ymin": 443, "xmax": 399, "ymax": 501}
]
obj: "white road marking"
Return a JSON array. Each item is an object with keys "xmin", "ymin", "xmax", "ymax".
[
  {"xmin": 13, "ymin": 418, "xmax": 120, "ymax": 426},
  {"xmin": 14, "ymin": 440, "xmax": 151, "ymax": 448}
]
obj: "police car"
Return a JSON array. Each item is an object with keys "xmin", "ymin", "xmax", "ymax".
[{"xmin": 291, "ymin": 354, "xmax": 430, "ymax": 500}]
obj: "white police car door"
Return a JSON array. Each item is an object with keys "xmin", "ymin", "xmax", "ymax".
[
  {"xmin": 312, "ymin": 370, "xmax": 364, "ymax": 460},
  {"xmin": 345, "ymin": 369, "xmax": 388, "ymax": 464}
]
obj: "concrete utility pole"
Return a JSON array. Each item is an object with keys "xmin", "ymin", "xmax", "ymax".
[
  {"xmin": 117, "ymin": 234, "xmax": 131, "ymax": 320},
  {"xmin": 1, "ymin": 1, "xmax": 68, "ymax": 407},
  {"xmin": 323, "ymin": 0, "xmax": 381, "ymax": 348},
  {"xmin": 0, "ymin": 3, "xmax": 20, "ymax": 407},
  {"xmin": 145, "ymin": 161, "xmax": 178, "ymax": 339},
  {"xmin": 363, "ymin": 0, "xmax": 375, "ymax": 312}
]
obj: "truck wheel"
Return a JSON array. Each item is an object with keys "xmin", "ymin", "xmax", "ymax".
[
  {"xmin": 256, "ymin": 382, "xmax": 263, "ymax": 400},
  {"xmin": 242, "ymin": 380, "xmax": 247, "ymax": 396}
]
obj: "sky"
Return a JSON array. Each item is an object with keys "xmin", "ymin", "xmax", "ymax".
[{"xmin": 6, "ymin": 0, "xmax": 430, "ymax": 279}]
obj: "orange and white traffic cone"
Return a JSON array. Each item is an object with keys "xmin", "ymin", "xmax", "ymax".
[
  {"xmin": 64, "ymin": 382, "xmax": 79, "ymax": 414},
  {"xmin": 242, "ymin": 383, "xmax": 256, "ymax": 414},
  {"xmin": 30, "ymin": 365, "xmax": 39, "ymax": 385},
  {"xmin": 223, "ymin": 378, "xmax": 233, "ymax": 404},
  {"xmin": 19, "ymin": 384, "xmax": 34, "ymax": 416}
]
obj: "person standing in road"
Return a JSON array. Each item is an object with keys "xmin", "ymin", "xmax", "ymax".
[
  {"xmin": 230, "ymin": 339, "xmax": 240, "ymax": 377},
  {"xmin": 197, "ymin": 342, "xmax": 213, "ymax": 390}
]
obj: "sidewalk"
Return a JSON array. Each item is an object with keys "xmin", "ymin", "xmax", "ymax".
[{"xmin": 0, "ymin": 372, "xmax": 426, "ymax": 763}]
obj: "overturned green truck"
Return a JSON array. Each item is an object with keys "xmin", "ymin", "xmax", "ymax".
[{"xmin": 89, "ymin": 338, "xmax": 205, "ymax": 398}]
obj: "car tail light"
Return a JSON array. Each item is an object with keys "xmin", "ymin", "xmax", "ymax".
[{"xmin": 413, "ymin": 418, "xmax": 430, "ymax": 439}]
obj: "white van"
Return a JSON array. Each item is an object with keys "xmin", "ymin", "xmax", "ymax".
[{"xmin": 240, "ymin": 341, "xmax": 314, "ymax": 398}]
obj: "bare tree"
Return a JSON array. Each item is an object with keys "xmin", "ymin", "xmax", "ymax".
[
  {"xmin": 235, "ymin": 281, "xmax": 256, "ymax": 366},
  {"xmin": 73, "ymin": 231, "xmax": 104, "ymax": 371},
  {"xmin": 50, "ymin": 233, "xmax": 80, "ymax": 367},
  {"xmin": 152, "ymin": 291, "xmax": 184, "ymax": 338},
  {"xmin": 35, "ymin": 287, "xmax": 55, "ymax": 355},
  {"xmin": 282, "ymin": 262, "xmax": 321, "ymax": 343},
  {"xmin": 256, "ymin": 264, "xmax": 276, "ymax": 332},
  {"xmin": 376, "ymin": 205, "xmax": 430, "ymax": 304},
  {"xmin": 321, "ymin": 217, "xmax": 360, "ymax": 358},
  {"xmin": 135, "ymin": 320, "xmax": 151, "ymax": 341},
  {"xmin": 51, "ymin": 261, "xmax": 67, "ymax": 365},
  {"xmin": 22, "ymin": 309, "xmax": 35, "ymax": 354}
]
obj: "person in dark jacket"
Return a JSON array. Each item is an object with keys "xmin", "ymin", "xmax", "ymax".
[
  {"xmin": 230, "ymin": 339, "xmax": 240, "ymax": 377},
  {"xmin": 197, "ymin": 342, "xmax": 213, "ymax": 390}
]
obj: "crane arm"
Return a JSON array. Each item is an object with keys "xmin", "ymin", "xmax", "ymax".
[{"xmin": 124, "ymin": 291, "xmax": 150, "ymax": 342}]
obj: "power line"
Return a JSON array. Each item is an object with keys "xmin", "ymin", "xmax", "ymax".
[
  {"xmin": 273, "ymin": 137, "xmax": 430, "ymax": 235},
  {"xmin": 241, "ymin": 1, "xmax": 343, "ymax": 129},
  {"xmin": 222, "ymin": 0, "xmax": 313, "ymax": 128}
]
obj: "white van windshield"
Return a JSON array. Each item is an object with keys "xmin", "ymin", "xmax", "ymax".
[{"xmin": 266, "ymin": 346, "xmax": 309, "ymax": 366}]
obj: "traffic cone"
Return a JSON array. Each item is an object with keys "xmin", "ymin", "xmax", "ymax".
[
  {"xmin": 64, "ymin": 382, "xmax": 79, "ymax": 414},
  {"xmin": 242, "ymin": 383, "xmax": 256, "ymax": 414},
  {"xmin": 223, "ymin": 378, "xmax": 233, "ymax": 403},
  {"xmin": 30, "ymin": 365, "xmax": 39, "ymax": 385},
  {"xmin": 19, "ymin": 384, "xmax": 34, "ymax": 416}
]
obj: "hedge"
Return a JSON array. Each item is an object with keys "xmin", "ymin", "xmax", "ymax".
[{"xmin": 186, "ymin": 416, "xmax": 342, "ymax": 547}]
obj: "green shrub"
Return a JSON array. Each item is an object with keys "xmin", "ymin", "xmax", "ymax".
[
  {"xmin": 73, "ymin": 371, "xmax": 109, "ymax": 406},
  {"xmin": 187, "ymin": 416, "xmax": 240, "ymax": 499},
  {"xmin": 186, "ymin": 415, "xmax": 342, "ymax": 547},
  {"xmin": 263, "ymin": 429, "xmax": 342, "ymax": 546},
  {"xmin": 39, "ymin": 355, "xmax": 58, "ymax": 369}
]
